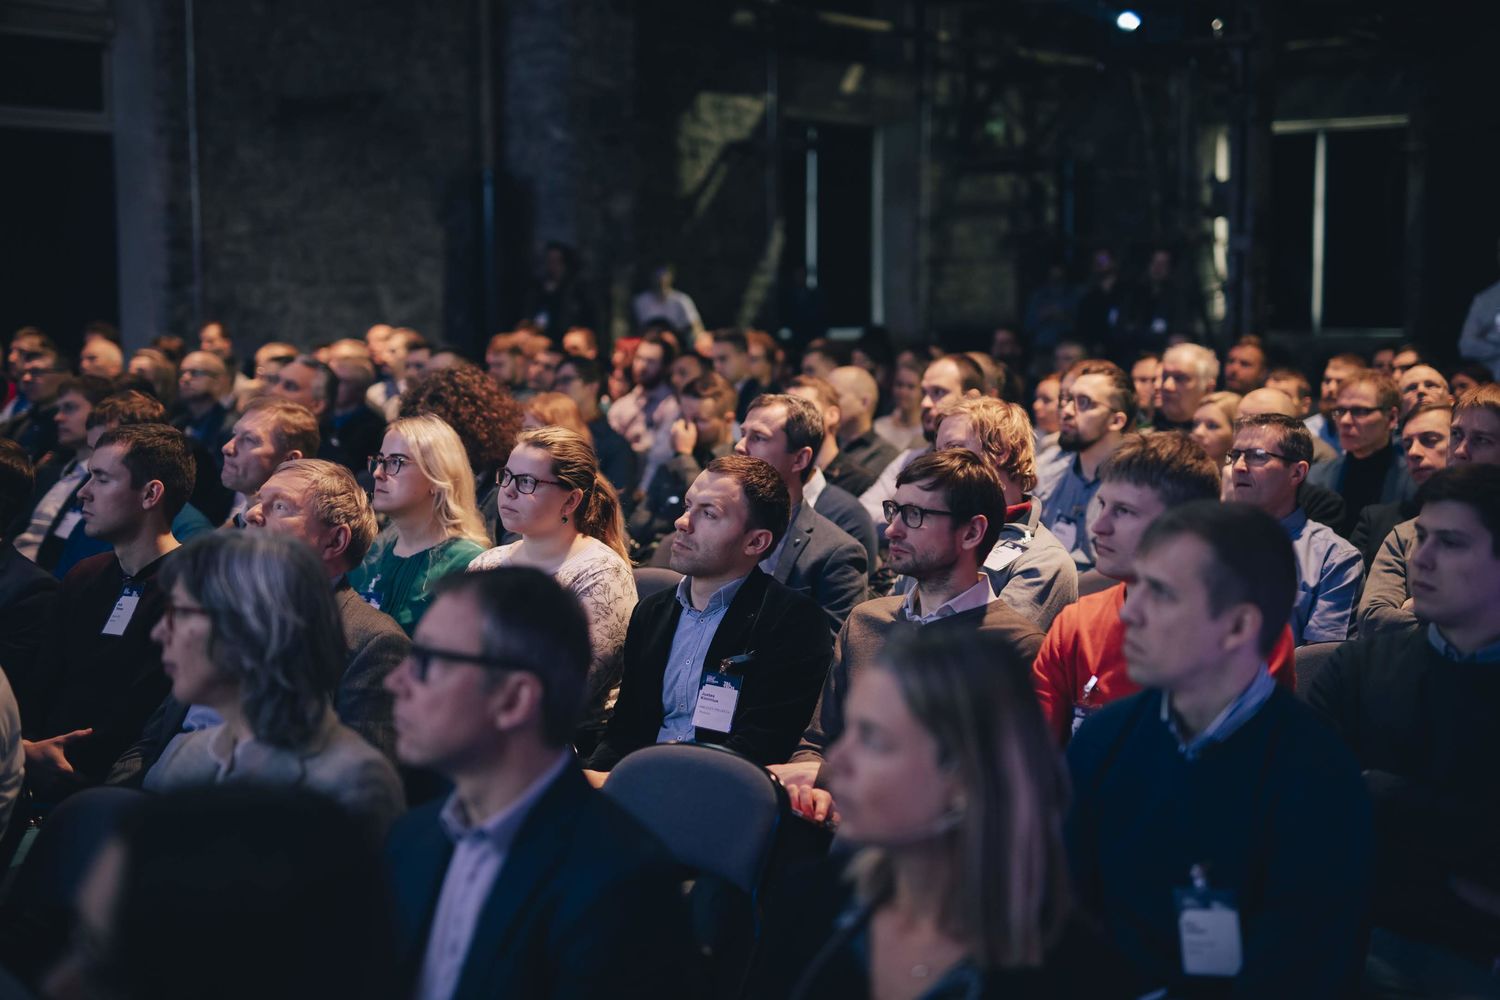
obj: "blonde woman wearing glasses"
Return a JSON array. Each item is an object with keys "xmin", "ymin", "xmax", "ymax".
[
  {"xmin": 468, "ymin": 426, "xmax": 636, "ymax": 753},
  {"xmin": 349, "ymin": 414, "xmax": 489, "ymax": 636}
]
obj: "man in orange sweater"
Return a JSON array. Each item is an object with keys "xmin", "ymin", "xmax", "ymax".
[{"xmin": 1032, "ymin": 431, "xmax": 1295, "ymax": 744}]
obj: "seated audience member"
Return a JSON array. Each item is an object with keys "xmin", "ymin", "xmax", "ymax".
[
  {"xmin": 325, "ymin": 354, "xmax": 387, "ymax": 476},
  {"xmin": 1, "ymin": 327, "xmax": 52, "ymax": 424},
  {"xmin": 1397, "ymin": 363, "xmax": 1451, "ymax": 418},
  {"xmin": 1448, "ymin": 360, "xmax": 1493, "ymax": 399},
  {"xmin": 1154, "ymin": 342, "xmax": 1217, "ymax": 432},
  {"xmin": 607, "ymin": 329, "xmax": 680, "ymax": 492},
  {"xmin": 872, "ymin": 356, "xmax": 925, "ymax": 452},
  {"xmin": 859, "ymin": 354, "xmax": 984, "ymax": 523},
  {"xmin": 171, "ymin": 351, "xmax": 236, "ymax": 454},
  {"xmin": 143, "ymin": 532, "xmax": 404, "ymax": 831},
  {"xmin": 1309, "ymin": 370, "xmax": 1413, "ymax": 536},
  {"xmin": 931, "ymin": 396, "xmax": 1078, "ymax": 628},
  {"xmin": 351, "ymin": 416, "xmax": 489, "ymax": 635},
  {"xmin": 1239, "ymin": 382, "xmax": 1339, "ymax": 466},
  {"xmin": 552, "ymin": 355, "xmax": 635, "ymax": 490},
  {"xmin": 772, "ymin": 449, "xmax": 1046, "ymax": 787},
  {"xmin": 1223, "ymin": 336, "xmax": 1269, "ymax": 393},
  {"xmin": 1358, "ymin": 384, "xmax": 1500, "ymax": 638},
  {"xmin": 369, "ymin": 328, "xmax": 425, "ymax": 419},
  {"xmin": 17, "ymin": 425, "xmax": 194, "ymax": 798},
  {"xmin": 523, "ymin": 343, "xmax": 565, "ymax": 396},
  {"xmin": 1189, "ymin": 390, "xmax": 1240, "ymax": 467},
  {"xmin": 756, "ymin": 632, "xmax": 1077, "ymax": 998},
  {"xmin": 1309, "ymin": 464, "xmax": 1500, "ymax": 991},
  {"xmin": 1036, "ymin": 360, "xmax": 1136, "ymax": 573},
  {"xmin": 385, "ymin": 568, "xmax": 690, "ymax": 999},
  {"xmin": 484, "ymin": 333, "xmax": 527, "ymax": 395},
  {"xmin": 126, "ymin": 347, "xmax": 178, "ymax": 404},
  {"xmin": 468, "ymin": 427, "xmax": 637, "ymax": 754},
  {"xmin": 521, "ymin": 390, "xmax": 591, "ymax": 439},
  {"xmin": 4, "ymin": 347, "xmax": 69, "ymax": 462},
  {"xmin": 1265, "ymin": 365, "xmax": 1314, "ymax": 417},
  {"xmin": 0, "ymin": 440, "xmax": 59, "ymax": 698},
  {"xmin": 709, "ymin": 328, "xmax": 764, "ymax": 422},
  {"xmin": 220, "ymin": 397, "xmax": 321, "ymax": 525},
  {"xmin": 45, "ymin": 786, "xmax": 399, "ymax": 1000},
  {"xmin": 9, "ymin": 375, "xmax": 110, "ymax": 547},
  {"xmin": 1350, "ymin": 401, "xmax": 1450, "ymax": 566},
  {"xmin": 1131, "ymin": 353, "xmax": 1161, "ymax": 428},
  {"xmin": 1225, "ymin": 414, "xmax": 1362, "ymax": 645},
  {"xmin": 737, "ymin": 393, "xmax": 868, "ymax": 633},
  {"xmin": 78, "ymin": 336, "xmax": 123, "ymax": 379},
  {"xmin": 782, "ymin": 378, "xmax": 880, "ymax": 570},
  {"xmin": 1066, "ymin": 501, "xmax": 1372, "ymax": 996},
  {"xmin": 560, "ymin": 325, "xmax": 597, "ymax": 360},
  {"xmin": 826, "ymin": 367, "xmax": 901, "ymax": 495},
  {"xmin": 1390, "ymin": 343, "xmax": 1425, "ymax": 380},
  {"xmin": 1304, "ymin": 353, "xmax": 1366, "ymax": 456},
  {"xmin": 1032, "ymin": 433, "xmax": 1295, "ymax": 744},
  {"xmin": 585, "ymin": 455, "xmax": 832, "ymax": 776},
  {"xmin": 111, "ymin": 459, "xmax": 408, "ymax": 783},
  {"xmin": 628, "ymin": 373, "xmax": 737, "ymax": 558}
]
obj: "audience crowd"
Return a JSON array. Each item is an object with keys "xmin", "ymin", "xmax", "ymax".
[{"xmin": 0, "ymin": 296, "xmax": 1496, "ymax": 999}]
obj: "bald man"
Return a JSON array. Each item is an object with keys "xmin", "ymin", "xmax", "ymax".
[
  {"xmin": 825, "ymin": 366, "xmax": 899, "ymax": 495},
  {"xmin": 1235, "ymin": 386, "xmax": 1347, "ymax": 534},
  {"xmin": 79, "ymin": 339, "xmax": 124, "ymax": 379}
]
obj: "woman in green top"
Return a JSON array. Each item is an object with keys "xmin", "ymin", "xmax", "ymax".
[{"xmin": 349, "ymin": 414, "xmax": 489, "ymax": 635}]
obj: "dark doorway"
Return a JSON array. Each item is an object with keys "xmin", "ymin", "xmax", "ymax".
[{"xmin": 780, "ymin": 121, "xmax": 874, "ymax": 339}]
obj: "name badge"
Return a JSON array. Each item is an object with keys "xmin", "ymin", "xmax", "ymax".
[
  {"xmin": 52, "ymin": 509, "xmax": 83, "ymax": 538},
  {"xmin": 1175, "ymin": 884, "xmax": 1243, "ymax": 977},
  {"xmin": 1051, "ymin": 516, "xmax": 1079, "ymax": 553},
  {"xmin": 102, "ymin": 585, "xmax": 143, "ymax": 636},
  {"xmin": 691, "ymin": 671, "xmax": 743, "ymax": 734},
  {"xmin": 1070, "ymin": 704, "xmax": 1094, "ymax": 736}
]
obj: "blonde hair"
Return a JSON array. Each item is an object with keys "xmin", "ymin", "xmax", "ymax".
[
  {"xmin": 272, "ymin": 459, "xmax": 380, "ymax": 569},
  {"xmin": 1196, "ymin": 391, "xmax": 1242, "ymax": 426},
  {"xmin": 524, "ymin": 392, "xmax": 593, "ymax": 443},
  {"xmin": 385, "ymin": 414, "xmax": 489, "ymax": 546},
  {"xmin": 514, "ymin": 426, "xmax": 629, "ymax": 562},
  {"xmin": 935, "ymin": 395, "xmax": 1039, "ymax": 493}
]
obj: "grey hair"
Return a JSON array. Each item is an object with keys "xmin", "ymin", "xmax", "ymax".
[
  {"xmin": 161, "ymin": 532, "xmax": 346, "ymax": 749},
  {"xmin": 1165, "ymin": 343, "xmax": 1220, "ymax": 387}
]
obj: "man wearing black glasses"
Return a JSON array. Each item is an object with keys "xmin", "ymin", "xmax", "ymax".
[
  {"xmin": 1308, "ymin": 370, "xmax": 1414, "ymax": 536},
  {"xmin": 769, "ymin": 449, "xmax": 1044, "ymax": 798},
  {"xmin": 385, "ymin": 567, "xmax": 690, "ymax": 1000},
  {"xmin": 1224, "ymin": 414, "xmax": 1362, "ymax": 647}
]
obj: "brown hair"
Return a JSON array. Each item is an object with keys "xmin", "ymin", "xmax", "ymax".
[
  {"xmin": 1064, "ymin": 359, "xmax": 1138, "ymax": 426},
  {"xmin": 705, "ymin": 453, "xmax": 791, "ymax": 550},
  {"xmin": 897, "ymin": 449, "xmax": 1006, "ymax": 561},
  {"xmin": 1099, "ymin": 431, "xmax": 1220, "ymax": 507},
  {"xmin": 934, "ymin": 396, "xmax": 1039, "ymax": 494},
  {"xmin": 240, "ymin": 397, "xmax": 321, "ymax": 459},
  {"xmin": 524, "ymin": 392, "xmax": 592, "ymax": 443},
  {"xmin": 399, "ymin": 366, "xmax": 522, "ymax": 479},
  {"xmin": 1454, "ymin": 383, "xmax": 1500, "ymax": 424},
  {"xmin": 1338, "ymin": 370, "xmax": 1400, "ymax": 413},
  {"xmin": 514, "ymin": 426, "xmax": 629, "ymax": 561},
  {"xmin": 1234, "ymin": 413, "xmax": 1313, "ymax": 465},
  {"xmin": 746, "ymin": 392, "xmax": 824, "ymax": 484},
  {"xmin": 88, "ymin": 390, "xmax": 168, "ymax": 429}
]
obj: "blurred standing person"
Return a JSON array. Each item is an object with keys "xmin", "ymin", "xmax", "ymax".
[
  {"xmin": 525, "ymin": 242, "xmax": 596, "ymax": 342},
  {"xmin": 632, "ymin": 262, "xmax": 703, "ymax": 341}
]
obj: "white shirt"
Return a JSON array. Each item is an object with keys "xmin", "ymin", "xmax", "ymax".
[
  {"xmin": 632, "ymin": 289, "xmax": 702, "ymax": 332},
  {"xmin": 900, "ymin": 575, "xmax": 997, "ymax": 624}
]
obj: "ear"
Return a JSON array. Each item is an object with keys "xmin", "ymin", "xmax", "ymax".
[
  {"xmin": 324, "ymin": 523, "xmax": 352, "ymax": 565},
  {"xmin": 1107, "ymin": 410, "xmax": 1129, "ymax": 433},
  {"xmin": 743, "ymin": 526, "xmax": 775, "ymax": 559},
  {"xmin": 285, "ymin": 449, "xmax": 306, "ymax": 462},
  {"xmin": 563, "ymin": 487, "xmax": 584, "ymax": 518},
  {"xmin": 1288, "ymin": 460, "xmax": 1309, "ymax": 487},
  {"xmin": 487, "ymin": 672, "xmax": 546, "ymax": 734},
  {"xmin": 963, "ymin": 388, "xmax": 981, "ymax": 400},
  {"xmin": 1221, "ymin": 604, "xmax": 1264, "ymax": 655},
  {"xmin": 790, "ymin": 445, "xmax": 814, "ymax": 478},
  {"xmin": 140, "ymin": 478, "xmax": 166, "ymax": 511},
  {"xmin": 958, "ymin": 513, "xmax": 989, "ymax": 553}
]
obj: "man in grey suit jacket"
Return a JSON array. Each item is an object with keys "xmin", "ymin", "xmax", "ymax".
[{"xmin": 737, "ymin": 393, "xmax": 867, "ymax": 634}]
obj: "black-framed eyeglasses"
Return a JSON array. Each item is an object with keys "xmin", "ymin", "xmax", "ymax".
[
  {"xmin": 407, "ymin": 642, "xmax": 520, "ymax": 684},
  {"xmin": 1225, "ymin": 447, "xmax": 1292, "ymax": 467},
  {"xmin": 882, "ymin": 500, "xmax": 956, "ymax": 529},
  {"xmin": 180, "ymin": 367, "xmax": 219, "ymax": 379},
  {"xmin": 368, "ymin": 453, "xmax": 410, "ymax": 477},
  {"xmin": 1059, "ymin": 392, "xmax": 1100, "ymax": 413},
  {"xmin": 162, "ymin": 601, "xmax": 212, "ymax": 630},
  {"xmin": 498, "ymin": 467, "xmax": 566, "ymax": 494},
  {"xmin": 1331, "ymin": 405, "xmax": 1382, "ymax": 420}
]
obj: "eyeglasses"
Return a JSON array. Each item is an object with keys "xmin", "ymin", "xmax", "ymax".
[
  {"xmin": 498, "ymin": 468, "xmax": 566, "ymax": 494},
  {"xmin": 1059, "ymin": 392, "xmax": 1100, "ymax": 413},
  {"xmin": 180, "ymin": 367, "xmax": 219, "ymax": 379},
  {"xmin": 162, "ymin": 601, "xmax": 212, "ymax": 630},
  {"xmin": 882, "ymin": 500, "xmax": 956, "ymax": 529},
  {"xmin": 368, "ymin": 453, "xmax": 410, "ymax": 477},
  {"xmin": 1331, "ymin": 405, "xmax": 1383, "ymax": 420},
  {"xmin": 406, "ymin": 642, "xmax": 519, "ymax": 683},
  {"xmin": 1224, "ymin": 447, "xmax": 1292, "ymax": 467}
]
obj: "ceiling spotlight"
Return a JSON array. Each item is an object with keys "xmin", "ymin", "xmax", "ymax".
[
  {"xmin": 1116, "ymin": 9, "xmax": 1142, "ymax": 32},
  {"xmin": 1211, "ymin": 17, "xmax": 1225, "ymax": 34}
]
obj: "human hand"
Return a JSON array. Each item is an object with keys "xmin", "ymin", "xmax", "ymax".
[
  {"xmin": 582, "ymin": 768, "xmax": 609, "ymax": 789},
  {"xmin": 669, "ymin": 418, "xmax": 698, "ymax": 456},
  {"xmin": 23, "ymin": 728, "xmax": 94, "ymax": 777},
  {"xmin": 767, "ymin": 760, "xmax": 821, "ymax": 788},
  {"xmin": 784, "ymin": 783, "xmax": 838, "ymax": 826}
]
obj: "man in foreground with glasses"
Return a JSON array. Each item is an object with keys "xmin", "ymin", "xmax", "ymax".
[
  {"xmin": 1224, "ymin": 414, "xmax": 1362, "ymax": 646},
  {"xmin": 1308, "ymin": 370, "xmax": 1413, "ymax": 536},
  {"xmin": 768, "ymin": 449, "xmax": 1045, "ymax": 798},
  {"xmin": 385, "ymin": 567, "xmax": 689, "ymax": 1000},
  {"xmin": 1032, "ymin": 432, "xmax": 1296, "ymax": 745}
]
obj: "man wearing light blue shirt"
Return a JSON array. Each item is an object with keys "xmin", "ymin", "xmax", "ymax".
[{"xmin": 1225, "ymin": 414, "xmax": 1363, "ymax": 645}]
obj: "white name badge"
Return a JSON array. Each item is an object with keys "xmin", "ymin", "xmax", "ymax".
[
  {"xmin": 101, "ymin": 587, "xmax": 142, "ymax": 636},
  {"xmin": 1176, "ymin": 889, "xmax": 1243, "ymax": 977},
  {"xmin": 691, "ymin": 672, "xmax": 743, "ymax": 734},
  {"xmin": 1051, "ymin": 517, "xmax": 1079, "ymax": 553},
  {"xmin": 52, "ymin": 509, "xmax": 83, "ymax": 538}
]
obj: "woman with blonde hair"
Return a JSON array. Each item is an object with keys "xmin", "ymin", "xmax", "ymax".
[
  {"xmin": 468, "ymin": 425, "xmax": 636, "ymax": 752},
  {"xmin": 1190, "ymin": 390, "xmax": 1242, "ymax": 467},
  {"xmin": 523, "ymin": 390, "xmax": 593, "ymax": 443},
  {"xmin": 874, "ymin": 356, "xmax": 927, "ymax": 451},
  {"xmin": 349, "ymin": 413, "xmax": 488, "ymax": 635},
  {"xmin": 762, "ymin": 630, "xmax": 1078, "ymax": 997}
]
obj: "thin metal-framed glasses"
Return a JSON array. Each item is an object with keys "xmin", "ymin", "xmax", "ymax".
[
  {"xmin": 881, "ymin": 500, "xmax": 957, "ymax": 529},
  {"xmin": 498, "ymin": 467, "xmax": 567, "ymax": 495},
  {"xmin": 1224, "ymin": 448, "xmax": 1292, "ymax": 467},
  {"xmin": 1330, "ymin": 405, "xmax": 1382, "ymax": 420}
]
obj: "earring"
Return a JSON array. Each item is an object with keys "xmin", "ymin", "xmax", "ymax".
[{"xmin": 561, "ymin": 514, "xmax": 569, "ymax": 523}]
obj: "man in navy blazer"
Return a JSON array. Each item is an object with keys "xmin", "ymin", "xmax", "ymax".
[{"xmin": 385, "ymin": 567, "xmax": 691, "ymax": 1000}]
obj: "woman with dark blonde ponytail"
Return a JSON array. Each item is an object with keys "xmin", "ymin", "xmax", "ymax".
[{"xmin": 469, "ymin": 426, "xmax": 636, "ymax": 752}]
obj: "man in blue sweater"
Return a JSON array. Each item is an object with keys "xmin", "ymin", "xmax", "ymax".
[{"xmin": 1065, "ymin": 500, "xmax": 1372, "ymax": 997}]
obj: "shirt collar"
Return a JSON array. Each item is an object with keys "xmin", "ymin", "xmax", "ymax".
[
  {"xmin": 1426, "ymin": 624, "xmax": 1500, "ymax": 664},
  {"xmin": 1278, "ymin": 507, "xmax": 1309, "ymax": 534},
  {"xmin": 804, "ymin": 468, "xmax": 827, "ymax": 508},
  {"xmin": 674, "ymin": 572, "xmax": 748, "ymax": 616},
  {"xmin": 1160, "ymin": 664, "xmax": 1275, "ymax": 761},
  {"xmin": 901, "ymin": 575, "xmax": 996, "ymax": 624},
  {"xmin": 438, "ymin": 751, "xmax": 572, "ymax": 846}
]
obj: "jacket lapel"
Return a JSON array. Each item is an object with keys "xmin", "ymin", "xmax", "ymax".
[
  {"xmin": 774, "ymin": 505, "xmax": 814, "ymax": 584},
  {"xmin": 702, "ymin": 567, "xmax": 772, "ymax": 673}
]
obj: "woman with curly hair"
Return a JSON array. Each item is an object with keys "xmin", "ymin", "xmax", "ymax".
[
  {"xmin": 398, "ymin": 365, "xmax": 522, "ymax": 483},
  {"xmin": 350, "ymin": 414, "xmax": 489, "ymax": 635},
  {"xmin": 144, "ymin": 532, "xmax": 404, "ymax": 832}
]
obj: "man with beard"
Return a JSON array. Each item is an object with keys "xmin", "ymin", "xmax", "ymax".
[
  {"xmin": 1037, "ymin": 360, "xmax": 1136, "ymax": 572},
  {"xmin": 606, "ymin": 329, "xmax": 680, "ymax": 494}
]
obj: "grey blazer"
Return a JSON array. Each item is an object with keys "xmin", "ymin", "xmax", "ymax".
[
  {"xmin": 770, "ymin": 503, "xmax": 867, "ymax": 636},
  {"xmin": 334, "ymin": 581, "xmax": 410, "ymax": 759},
  {"xmin": 812, "ymin": 481, "xmax": 879, "ymax": 575}
]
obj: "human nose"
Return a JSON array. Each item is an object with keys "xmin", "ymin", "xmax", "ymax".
[{"xmin": 674, "ymin": 509, "xmax": 692, "ymax": 534}]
